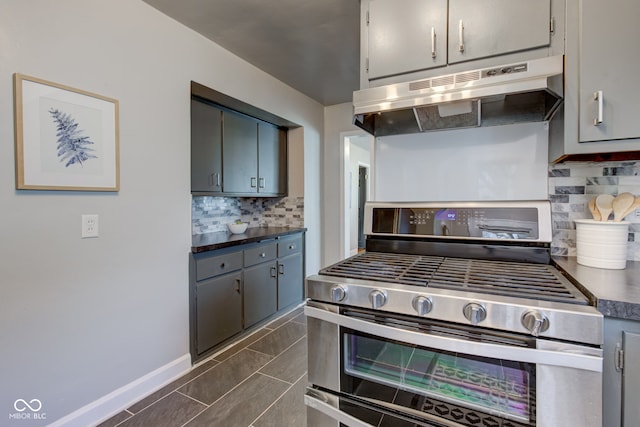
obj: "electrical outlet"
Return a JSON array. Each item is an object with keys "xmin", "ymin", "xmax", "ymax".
[{"xmin": 82, "ymin": 214, "xmax": 99, "ymax": 238}]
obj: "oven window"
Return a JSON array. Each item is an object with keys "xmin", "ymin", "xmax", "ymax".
[{"xmin": 342, "ymin": 331, "xmax": 536, "ymax": 426}]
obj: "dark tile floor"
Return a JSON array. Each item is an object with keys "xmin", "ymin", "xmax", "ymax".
[{"xmin": 98, "ymin": 307, "xmax": 307, "ymax": 427}]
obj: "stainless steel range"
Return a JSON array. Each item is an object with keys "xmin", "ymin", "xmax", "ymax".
[{"xmin": 304, "ymin": 201, "xmax": 603, "ymax": 427}]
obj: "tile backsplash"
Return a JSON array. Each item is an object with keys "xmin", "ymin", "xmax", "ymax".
[
  {"xmin": 192, "ymin": 196, "xmax": 304, "ymax": 235},
  {"xmin": 549, "ymin": 160, "xmax": 640, "ymax": 260}
]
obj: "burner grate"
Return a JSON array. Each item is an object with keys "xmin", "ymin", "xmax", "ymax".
[{"xmin": 320, "ymin": 252, "xmax": 588, "ymax": 305}]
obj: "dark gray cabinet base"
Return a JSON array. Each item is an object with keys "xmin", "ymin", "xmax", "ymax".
[
  {"xmin": 189, "ymin": 231, "xmax": 305, "ymax": 362},
  {"xmin": 195, "ymin": 272, "xmax": 242, "ymax": 353}
]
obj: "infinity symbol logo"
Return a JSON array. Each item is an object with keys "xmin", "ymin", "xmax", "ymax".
[{"xmin": 14, "ymin": 399, "xmax": 42, "ymax": 412}]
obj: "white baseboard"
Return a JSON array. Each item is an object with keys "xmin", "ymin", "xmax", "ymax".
[{"xmin": 47, "ymin": 353, "xmax": 191, "ymax": 427}]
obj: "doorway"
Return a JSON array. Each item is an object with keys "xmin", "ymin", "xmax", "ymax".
[
  {"xmin": 357, "ymin": 166, "xmax": 368, "ymax": 251},
  {"xmin": 341, "ymin": 132, "xmax": 374, "ymax": 259}
]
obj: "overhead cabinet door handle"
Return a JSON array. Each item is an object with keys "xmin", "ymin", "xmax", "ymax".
[
  {"xmin": 431, "ymin": 27, "xmax": 437, "ymax": 58},
  {"xmin": 259, "ymin": 177, "xmax": 265, "ymax": 189},
  {"xmin": 251, "ymin": 177, "xmax": 257, "ymax": 188},
  {"xmin": 594, "ymin": 90, "xmax": 604, "ymax": 126},
  {"xmin": 458, "ymin": 20, "xmax": 465, "ymax": 52}
]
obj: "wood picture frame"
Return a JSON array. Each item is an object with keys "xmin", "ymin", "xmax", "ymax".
[{"xmin": 13, "ymin": 73, "xmax": 120, "ymax": 191}]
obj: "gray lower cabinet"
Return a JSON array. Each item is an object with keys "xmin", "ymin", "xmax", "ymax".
[
  {"xmin": 190, "ymin": 249, "xmax": 244, "ymax": 358},
  {"xmin": 190, "ymin": 231, "xmax": 305, "ymax": 362},
  {"xmin": 603, "ymin": 317, "xmax": 640, "ymax": 426},
  {"xmin": 195, "ymin": 272, "xmax": 242, "ymax": 354},
  {"xmin": 243, "ymin": 241, "xmax": 278, "ymax": 328},
  {"xmin": 277, "ymin": 235, "xmax": 304, "ymax": 310}
]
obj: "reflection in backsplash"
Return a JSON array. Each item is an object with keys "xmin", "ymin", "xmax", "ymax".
[
  {"xmin": 192, "ymin": 196, "xmax": 304, "ymax": 235},
  {"xmin": 549, "ymin": 160, "xmax": 640, "ymax": 260}
]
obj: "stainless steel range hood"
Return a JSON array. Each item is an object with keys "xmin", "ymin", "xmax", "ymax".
[{"xmin": 353, "ymin": 55, "xmax": 564, "ymax": 137}]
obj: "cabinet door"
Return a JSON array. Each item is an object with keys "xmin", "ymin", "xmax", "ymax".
[
  {"xmin": 222, "ymin": 112, "xmax": 258, "ymax": 194},
  {"xmin": 579, "ymin": 0, "xmax": 640, "ymax": 143},
  {"xmin": 367, "ymin": 0, "xmax": 447, "ymax": 80},
  {"xmin": 196, "ymin": 272, "xmax": 242, "ymax": 355},
  {"xmin": 448, "ymin": 0, "xmax": 551, "ymax": 64},
  {"xmin": 244, "ymin": 262, "xmax": 277, "ymax": 328},
  {"xmin": 191, "ymin": 99, "xmax": 222, "ymax": 193},
  {"xmin": 623, "ymin": 331, "xmax": 640, "ymax": 426},
  {"xmin": 277, "ymin": 252, "xmax": 303, "ymax": 310},
  {"xmin": 258, "ymin": 122, "xmax": 287, "ymax": 195}
]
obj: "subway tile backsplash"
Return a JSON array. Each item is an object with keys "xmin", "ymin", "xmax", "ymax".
[
  {"xmin": 192, "ymin": 196, "xmax": 304, "ymax": 235},
  {"xmin": 549, "ymin": 160, "xmax": 640, "ymax": 260}
]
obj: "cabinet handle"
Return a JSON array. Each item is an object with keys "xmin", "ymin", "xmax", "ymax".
[
  {"xmin": 259, "ymin": 177, "xmax": 265, "ymax": 189},
  {"xmin": 260, "ymin": 252, "xmax": 266, "ymax": 258},
  {"xmin": 594, "ymin": 90, "xmax": 604, "ymax": 126},
  {"xmin": 289, "ymin": 244, "xmax": 295, "ymax": 250},
  {"xmin": 216, "ymin": 173, "xmax": 221, "ymax": 187},
  {"xmin": 235, "ymin": 278, "xmax": 241, "ymax": 293},
  {"xmin": 251, "ymin": 177, "xmax": 257, "ymax": 188},
  {"xmin": 278, "ymin": 263, "xmax": 285, "ymax": 275},
  {"xmin": 220, "ymin": 262, "xmax": 225, "ymax": 269},
  {"xmin": 431, "ymin": 27, "xmax": 436, "ymax": 58},
  {"xmin": 458, "ymin": 20, "xmax": 465, "ymax": 53},
  {"xmin": 270, "ymin": 266, "xmax": 277, "ymax": 278}
]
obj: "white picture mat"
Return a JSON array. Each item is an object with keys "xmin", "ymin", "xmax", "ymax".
[{"xmin": 16, "ymin": 76, "xmax": 118, "ymax": 190}]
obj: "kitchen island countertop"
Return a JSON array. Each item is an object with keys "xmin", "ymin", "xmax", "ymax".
[
  {"xmin": 553, "ymin": 256, "xmax": 640, "ymax": 321},
  {"xmin": 192, "ymin": 226, "xmax": 306, "ymax": 253}
]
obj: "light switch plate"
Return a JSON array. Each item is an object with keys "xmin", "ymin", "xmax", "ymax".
[{"xmin": 82, "ymin": 214, "xmax": 99, "ymax": 238}]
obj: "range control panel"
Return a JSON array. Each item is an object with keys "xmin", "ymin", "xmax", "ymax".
[{"xmin": 368, "ymin": 202, "xmax": 547, "ymax": 241}]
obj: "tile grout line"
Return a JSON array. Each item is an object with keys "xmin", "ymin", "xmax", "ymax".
[
  {"xmin": 247, "ymin": 374, "xmax": 299, "ymax": 427},
  {"xmin": 121, "ymin": 359, "xmax": 222, "ymax": 416},
  {"xmin": 100, "ymin": 306, "xmax": 306, "ymax": 427}
]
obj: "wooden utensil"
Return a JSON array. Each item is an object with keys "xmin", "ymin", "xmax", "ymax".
[
  {"xmin": 613, "ymin": 192, "xmax": 635, "ymax": 221},
  {"xmin": 620, "ymin": 196, "xmax": 640, "ymax": 221},
  {"xmin": 587, "ymin": 197, "xmax": 601, "ymax": 221},
  {"xmin": 595, "ymin": 194, "xmax": 614, "ymax": 221}
]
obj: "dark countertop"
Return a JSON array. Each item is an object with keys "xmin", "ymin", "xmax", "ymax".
[
  {"xmin": 192, "ymin": 227, "xmax": 306, "ymax": 253},
  {"xmin": 553, "ymin": 256, "xmax": 640, "ymax": 321}
]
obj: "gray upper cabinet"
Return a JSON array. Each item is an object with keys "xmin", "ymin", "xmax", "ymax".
[
  {"xmin": 578, "ymin": 0, "xmax": 640, "ymax": 143},
  {"xmin": 222, "ymin": 111, "xmax": 287, "ymax": 196},
  {"xmin": 191, "ymin": 98, "xmax": 222, "ymax": 193},
  {"xmin": 367, "ymin": 0, "xmax": 447, "ymax": 80},
  {"xmin": 222, "ymin": 112, "xmax": 259, "ymax": 194},
  {"xmin": 258, "ymin": 121, "xmax": 287, "ymax": 195},
  {"xmin": 364, "ymin": 0, "xmax": 552, "ymax": 82},
  {"xmin": 447, "ymin": 0, "xmax": 551, "ymax": 65},
  {"xmin": 191, "ymin": 96, "xmax": 287, "ymax": 197},
  {"xmin": 549, "ymin": 0, "xmax": 640, "ymax": 161}
]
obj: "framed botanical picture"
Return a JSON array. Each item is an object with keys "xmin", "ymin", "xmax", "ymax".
[{"xmin": 13, "ymin": 74, "xmax": 120, "ymax": 191}]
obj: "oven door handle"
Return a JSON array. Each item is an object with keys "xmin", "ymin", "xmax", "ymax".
[
  {"xmin": 305, "ymin": 305, "xmax": 602, "ymax": 373},
  {"xmin": 304, "ymin": 389, "xmax": 376, "ymax": 427}
]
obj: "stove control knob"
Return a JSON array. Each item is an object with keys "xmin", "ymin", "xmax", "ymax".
[
  {"xmin": 521, "ymin": 311, "xmax": 549, "ymax": 337},
  {"xmin": 463, "ymin": 303, "xmax": 487, "ymax": 325},
  {"xmin": 412, "ymin": 296, "xmax": 433, "ymax": 316},
  {"xmin": 330, "ymin": 285, "xmax": 346, "ymax": 302},
  {"xmin": 369, "ymin": 290, "xmax": 387, "ymax": 309}
]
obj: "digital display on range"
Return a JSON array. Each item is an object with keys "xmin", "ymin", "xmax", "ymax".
[{"xmin": 435, "ymin": 209, "xmax": 456, "ymax": 221}]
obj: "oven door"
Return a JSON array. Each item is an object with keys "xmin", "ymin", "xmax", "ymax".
[{"xmin": 305, "ymin": 301, "xmax": 603, "ymax": 427}]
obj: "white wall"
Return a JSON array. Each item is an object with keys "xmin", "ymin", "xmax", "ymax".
[
  {"xmin": 0, "ymin": 1, "xmax": 322, "ymax": 425},
  {"xmin": 323, "ymin": 103, "xmax": 361, "ymax": 267},
  {"xmin": 375, "ymin": 122, "xmax": 550, "ymax": 201}
]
